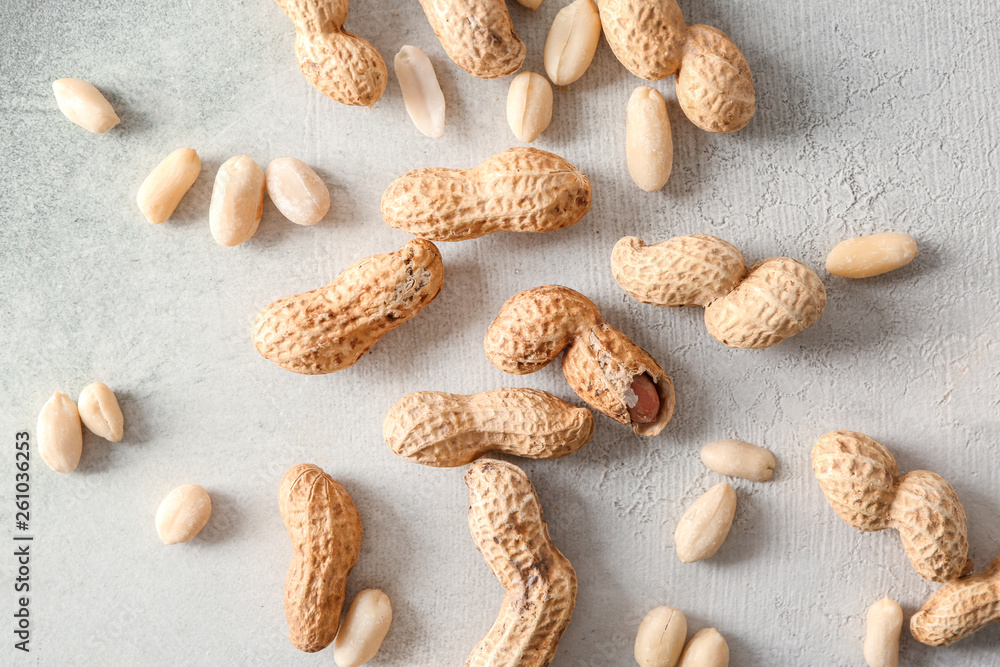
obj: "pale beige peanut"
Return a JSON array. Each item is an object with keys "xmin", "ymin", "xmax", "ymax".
[
  {"xmin": 37, "ymin": 392, "xmax": 83, "ymax": 474},
  {"xmin": 78, "ymin": 382, "xmax": 124, "ymax": 442},
  {"xmin": 265, "ymin": 158, "xmax": 330, "ymax": 226},
  {"xmin": 678, "ymin": 628, "xmax": 729, "ymax": 667},
  {"xmin": 674, "ymin": 482, "xmax": 737, "ymax": 563},
  {"xmin": 626, "ymin": 86, "xmax": 673, "ymax": 192},
  {"xmin": 863, "ymin": 597, "xmax": 902, "ymax": 667},
  {"xmin": 544, "ymin": 0, "xmax": 602, "ymax": 85},
  {"xmin": 137, "ymin": 148, "xmax": 202, "ymax": 224},
  {"xmin": 826, "ymin": 232, "xmax": 918, "ymax": 278},
  {"xmin": 516, "ymin": 0, "xmax": 543, "ymax": 8},
  {"xmin": 910, "ymin": 554, "xmax": 1000, "ymax": 646},
  {"xmin": 417, "ymin": 0, "xmax": 525, "ymax": 79},
  {"xmin": 634, "ymin": 606, "xmax": 687, "ymax": 667},
  {"xmin": 700, "ymin": 439, "xmax": 774, "ymax": 482},
  {"xmin": 52, "ymin": 78, "xmax": 120, "ymax": 133},
  {"xmin": 334, "ymin": 589, "xmax": 392, "ymax": 667},
  {"xmin": 507, "ymin": 72, "xmax": 554, "ymax": 143},
  {"xmin": 675, "ymin": 25, "xmax": 755, "ymax": 133},
  {"xmin": 209, "ymin": 155, "xmax": 266, "ymax": 247},
  {"xmin": 155, "ymin": 484, "xmax": 212, "ymax": 545},
  {"xmin": 394, "ymin": 45, "xmax": 446, "ymax": 139}
]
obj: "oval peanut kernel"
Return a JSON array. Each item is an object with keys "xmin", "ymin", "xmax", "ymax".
[
  {"xmin": 137, "ymin": 148, "xmax": 202, "ymax": 224},
  {"xmin": 700, "ymin": 438, "xmax": 775, "ymax": 482},
  {"xmin": 209, "ymin": 155, "xmax": 266, "ymax": 247},
  {"xmin": 394, "ymin": 45, "xmax": 446, "ymax": 139},
  {"xmin": 52, "ymin": 78, "xmax": 120, "ymax": 134},
  {"xmin": 634, "ymin": 606, "xmax": 687, "ymax": 667},
  {"xmin": 544, "ymin": 0, "xmax": 602, "ymax": 86},
  {"xmin": 826, "ymin": 232, "xmax": 918, "ymax": 278},
  {"xmin": 78, "ymin": 382, "xmax": 124, "ymax": 442},
  {"xmin": 37, "ymin": 392, "xmax": 84, "ymax": 474},
  {"xmin": 674, "ymin": 482, "xmax": 737, "ymax": 563},
  {"xmin": 265, "ymin": 158, "xmax": 330, "ymax": 226},
  {"xmin": 334, "ymin": 589, "xmax": 393, "ymax": 667},
  {"xmin": 506, "ymin": 72, "xmax": 553, "ymax": 144},
  {"xmin": 626, "ymin": 86, "xmax": 673, "ymax": 192},
  {"xmin": 155, "ymin": 484, "xmax": 212, "ymax": 545}
]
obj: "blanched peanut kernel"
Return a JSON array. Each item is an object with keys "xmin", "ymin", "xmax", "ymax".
[
  {"xmin": 627, "ymin": 86, "xmax": 673, "ymax": 192},
  {"xmin": 544, "ymin": 0, "xmax": 602, "ymax": 86},
  {"xmin": 156, "ymin": 484, "xmax": 212, "ymax": 545},
  {"xmin": 334, "ymin": 589, "xmax": 393, "ymax": 667},
  {"xmin": 674, "ymin": 482, "xmax": 737, "ymax": 563},
  {"xmin": 826, "ymin": 232, "xmax": 918, "ymax": 278},
  {"xmin": 864, "ymin": 597, "xmax": 902, "ymax": 667},
  {"xmin": 137, "ymin": 148, "xmax": 202, "ymax": 224},
  {"xmin": 700, "ymin": 439, "xmax": 775, "ymax": 482},
  {"xmin": 678, "ymin": 628, "xmax": 729, "ymax": 667},
  {"xmin": 78, "ymin": 382, "xmax": 124, "ymax": 442},
  {"xmin": 265, "ymin": 158, "xmax": 330, "ymax": 226},
  {"xmin": 394, "ymin": 45, "xmax": 446, "ymax": 139},
  {"xmin": 209, "ymin": 155, "xmax": 265, "ymax": 247},
  {"xmin": 506, "ymin": 72, "xmax": 553, "ymax": 143},
  {"xmin": 52, "ymin": 78, "xmax": 120, "ymax": 134},
  {"xmin": 635, "ymin": 606, "xmax": 687, "ymax": 667},
  {"xmin": 37, "ymin": 392, "xmax": 83, "ymax": 474}
]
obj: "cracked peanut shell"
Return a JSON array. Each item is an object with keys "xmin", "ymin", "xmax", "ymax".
[{"xmin": 417, "ymin": 0, "xmax": 525, "ymax": 78}]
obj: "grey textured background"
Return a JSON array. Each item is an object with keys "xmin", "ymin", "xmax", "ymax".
[{"xmin": 1, "ymin": 0, "xmax": 998, "ymax": 664}]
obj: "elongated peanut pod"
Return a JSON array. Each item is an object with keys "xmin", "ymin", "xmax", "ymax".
[
  {"xmin": 673, "ymin": 482, "xmax": 737, "ymax": 563},
  {"xmin": 826, "ymin": 232, "xmax": 918, "ymax": 278},
  {"xmin": 137, "ymin": 148, "xmax": 201, "ymax": 224},
  {"xmin": 52, "ymin": 78, "xmax": 120, "ymax": 133},
  {"xmin": 634, "ymin": 606, "xmax": 687, "ymax": 667},
  {"xmin": 334, "ymin": 589, "xmax": 392, "ymax": 667},
  {"xmin": 910, "ymin": 554, "xmax": 1000, "ymax": 646},
  {"xmin": 281, "ymin": 464, "xmax": 362, "ymax": 652},
  {"xmin": 382, "ymin": 147, "xmax": 591, "ymax": 242},
  {"xmin": 394, "ymin": 45, "xmax": 446, "ymax": 138},
  {"xmin": 597, "ymin": 0, "xmax": 687, "ymax": 80},
  {"xmin": 678, "ymin": 628, "xmax": 729, "ymax": 667},
  {"xmin": 544, "ymin": 0, "xmax": 602, "ymax": 85},
  {"xmin": 675, "ymin": 25, "xmax": 755, "ymax": 133},
  {"xmin": 383, "ymin": 388, "xmax": 594, "ymax": 466},
  {"xmin": 209, "ymin": 155, "xmax": 265, "ymax": 247},
  {"xmin": 626, "ymin": 86, "xmax": 673, "ymax": 192},
  {"xmin": 864, "ymin": 597, "xmax": 902, "ymax": 667},
  {"xmin": 507, "ymin": 72, "xmax": 553, "ymax": 143},
  {"xmin": 417, "ymin": 0, "xmax": 525, "ymax": 79},
  {"xmin": 465, "ymin": 459, "xmax": 576, "ymax": 667},
  {"xmin": 37, "ymin": 392, "xmax": 83, "ymax": 473},
  {"xmin": 700, "ymin": 439, "xmax": 775, "ymax": 482}
]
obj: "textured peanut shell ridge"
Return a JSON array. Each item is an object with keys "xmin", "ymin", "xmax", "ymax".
[
  {"xmin": 675, "ymin": 24, "xmax": 755, "ymax": 133},
  {"xmin": 280, "ymin": 464, "xmax": 363, "ymax": 653},
  {"xmin": 464, "ymin": 459, "xmax": 577, "ymax": 667},
  {"xmin": 252, "ymin": 238, "xmax": 444, "ymax": 374},
  {"xmin": 889, "ymin": 470, "xmax": 971, "ymax": 583},
  {"xmin": 383, "ymin": 388, "xmax": 595, "ymax": 467},
  {"xmin": 596, "ymin": 0, "xmax": 687, "ymax": 80},
  {"xmin": 611, "ymin": 234, "xmax": 747, "ymax": 308},
  {"xmin": 381, "ymin": 147, "xmax": 592, "ymax": 242},
  {"xmin": 276, "ymin": 0, "xmax": 388, "ymax": 107},
  {"xmin": 417, "ymin": 0, "xmax": 525, "ymax": 78},
  {"xmin": 911, "ymin": 554, "xmax": 1000, "ymax": 646},
  {"xmin": 484, "ymin": 285, "xmax": 601, "ymax": 375},
  {"xmin": 811, "ymin": 430, "xmax": 899, "ymax": 531},
  {"xmin": 704, "ymin": 257, "xmax": 826, "ymax": 349}
]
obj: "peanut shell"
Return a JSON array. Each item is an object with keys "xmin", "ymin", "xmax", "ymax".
[
  {"xmin": 675, "ymin": 25, "xmax": 756, "ymax": 133},
  {"xmin": 596, "ymin": 0, "xmax": 686, "ymax": 80},
  {"xmin": 910, "ymin": 554, "xmax": 1000, "ymax": 647},
  {"xmin": 890, "ymin": 470, "xmax": 971, "ymax": 583},
  {"xmin": 417, "ymin": 0, "xmax": 525, "ymax": 78}
]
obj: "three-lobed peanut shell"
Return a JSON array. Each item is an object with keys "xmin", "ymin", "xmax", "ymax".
[
  {"xmin": 252, "ymin": 239, "xmax": 444, "ymax": 374},
  {"xmin": 674, "ymin": 25, "xmax": 755, "ymax": 133},
  {"xmin": 417, "ymin": 0, "xmax": 525, "ymax": 79},
  {"xmin": 381, "ymin": 147, "xmax": 592, "ymax": 242},
  {"xmin": 910, "ymin": 554, "xmax": 1000, "ymax": 647}
]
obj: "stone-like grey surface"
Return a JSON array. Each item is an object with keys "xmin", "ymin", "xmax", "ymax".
[{"xmin": 1, "ymin": 0, "xmax": 998, "ymax": 664}]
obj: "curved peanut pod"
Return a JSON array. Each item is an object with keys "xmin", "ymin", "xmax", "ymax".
[
  {"xmin": 276, "ymin": 0, "xmax": 387, "ymax": 106},
  {"xmin": 381, "ymin": 148, "xmax": 592, "ymax": 242},
  {"xmin": 280, "ymin": 464, "xmax": 362, "ymax": 653},
  {"xmin": 812, "ymin": 431, "xmax": 899, "ymax": 532},
  {"xmin": 911, "ymin": 554, "xmax": 1000, "ymax": 646},
  {"xmin": 675, "ymin": 25, "xmax": 755, "ymax": 133},
  {"xmin": 611, "ymin": 235, "xmax": 746, "ymax": 308},
  {"xmin": 383, "ymin": 388, "xmax": 594, "ymax": 467},
  {"xmin": 417, "ymin": 0, "xmax": 525, "ymax": 78},
  {"xmin": 704, "ymin": 257, "xmax": 826, "ymax": 349},
  {"xmin": 465, "ymin": 459, "xmax": 577, "ymax": 667},
  {"xmin": 890, "ymin": 470, "xmax": 971, "ymax": 583},
  {"xmin": 252, "ymin": 239, "xmax": 444, "ymax": 374},
  {"xmin": 596, "ymin": 0, "xmax": 687, "ymax": 80}
]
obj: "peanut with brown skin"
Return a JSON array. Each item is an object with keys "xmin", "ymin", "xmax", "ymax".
[
  {"xmin": 484, "ymin": 285, "xmax": 675, "ymax": 436},
  {"xmin": 464, "ymin": 459, "xmax": 577, "ymax": 667},
  {"xmin": 417, "ymin": 0, "xmax": 525, "ymax": 79},
  {"xmin": 910, "ymin": 554, "xmax": 1000, "ymax": 646},
  {"xmin": 812, "ymin": 430, "xmax": 971, "ymax": 583}
]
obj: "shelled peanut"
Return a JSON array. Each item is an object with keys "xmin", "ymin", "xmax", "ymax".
[
  {"xmin": 334, "ymin": 589, "xmax": 392, "ymax": 667},
  {"xmin": 700, "ymin": 439, "xmax": 775, "ymax": 482},
  {"xmin": 37, "ymin": 392, "xmax": 83, "ymax": 474},
  {"xmin": 52, "ymin": 78, "xmax": 120, "ymax": 134},
  {"xmin": 137, "ymin": 148, "xmax": 201, "ymax": 224},
  {"xmin": 864, "ymin": 597, "xmax": 902, "ymax": 667},
  {"xmin": 826, "ymin": 232, "xmax": 918, "ymax": 278},
  {"xmin": 544, "ymin": 0, "xmax": 602, "ymax": 86},
  {"xmin": 394, "ymin": 45, "xmax": 446, "ymax": 139},
  {"xmin": 155, "ymin": 484, "xmax": 212, "ymax": 545},
  {"xmin": 507, "ymin": 72, "xmax": 553, "ymax": 143},
  {"xmin": 265, "ymin": 158, "xmax": 330, "ymax": 226},
  {"xmin": 626, "ymin": 86, "xmax": 673, "ymax": 192},
  {"xmin": 673, "ymin": 482, "xmax": 737, "ymax": 563},
  {"xmin": 209, "ymin": 155, "xmax": 266, "ymax": 247}
]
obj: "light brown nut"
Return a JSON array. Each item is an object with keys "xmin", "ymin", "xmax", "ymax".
[
  {"xmin": 634, "ymin": 606, "xmax": 687, "ymax": 667},
  {"xmin": 37, "ymin": 392, "xmax": 83, "ymax": 474},
  {"xmin": 417, "ymin": 0, "xmax": 525, "ymax": 79},
  {"xmin": 544, "ymin": 0, "xmax": 602, "ymax": 86},
  {"xmin": 265, "ymin": 157, "xmax": 330, "ymax": 226},
  {"xmin": 704, "ymin": 257, "xmax": 826, "ymax": 349},
  {"xmin": 394, "ymin": 45, "xmax": 446, "ymax": 139},
  {"xmin": 863, "ymin": 597, "xmax": 902, "ymax": 667},
  {"xmin": 381, "ymin": 147, "xmax": 592, "ymax": 242},
  {"xmin": 675, "ymin": 25, "xmax": 755, "ymax": 133},
  {"xmin": 597, "ymin": 0, "xmax": 687, "ymax": 80},
  {"xmin": 209, "ymin": 155, "xmax": 266, "ymax": 247},
  {"xmin": 812, "ymin": 430, "xmax": 900, "ymax": 531},
  {"xmin": 281, "ymin": 464, "xmax": 363, "ymax": 653},
  {"xmin": 910, "ymin": 554, "xmax": 1000, "ymax": 647},
  {"xmin": 674, "ymin": 482, "xmax": 737, "ymax": 563},
  {"xmin": 137, "ymin": 148, "xmax": 202, "ymax": 224},
  {"xmin": 78, "ymin": 382, "xmax": 124, "ymax": 442},
  {"xmin": 274, "ymin": 0, "xmax": 387, "ymax": 106},
  {"xmin": 516, "ymin": 0, "xmax": 543, "ymax": 8},
  {"xmin": 678, "ymin": 628, "xmax": 729, "ymax": 667},
  {"xmin": 52, "ymin": 78, "xmax": 120, "ymax": 133},
  {"xmin": 611, "ymin": 235, "xmax": 746, "ymax": 308},
  {"xmin": 464, "ymin": 459, "xmax": 576, "ymax": 667},
  {"xmin": 252, "ymin": 239, "xmax": 444, "ymax": 374},
  {"xmin": 507, "ymin": 72, "xmax": 554, "ymax": 143},
  {"xmin": 155, "ymin": 484, "xmax": 211, "ymax": 545},
  {"xmin": 826, "ymin": 232, "xmax": 918, "ymax": 278},
  {"xmin": 700, "ymin": 439, "xmax": 775, "ymax": 482},
  {"xmin": 485, "ymin": 285, "xmax": 676, "ymax": 436},
  {"xmin": 383, "ymin": 388, "xmax": 594, "ymax": 467},
  {"xmin": 334, "ymin": 589, "xmax": 392, "ymax": 667},
  {"xmin": 626, "ymin": 87, "xmax": 673, "ymax": 192}
]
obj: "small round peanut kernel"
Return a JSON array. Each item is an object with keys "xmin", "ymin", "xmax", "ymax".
[
  {"xmin": 155, "ymin": 484, "xmax": 212, "ymax": 545},
  {"xmin": 506, "ymin": 72, "xmax": 553, "ymax": 143},
  {"xmin": 678, "ymin": 628, "xmax": 729, "ymax": 667},
  {"xmin": 265, "ymin": 158, "xmax": 331, "ymax": 226}
]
